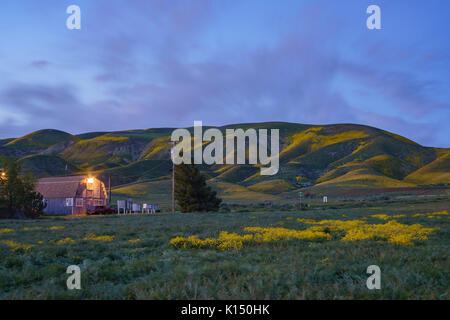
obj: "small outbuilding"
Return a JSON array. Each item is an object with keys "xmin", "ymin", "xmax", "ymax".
[{"xmin": 36, "ymin": 176, "xmax": 108, "ymax": 215}]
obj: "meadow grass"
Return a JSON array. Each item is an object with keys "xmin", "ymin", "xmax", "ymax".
[{"xmin": 0, "ymin": 199, "xmax": 448, "ymax": 299}]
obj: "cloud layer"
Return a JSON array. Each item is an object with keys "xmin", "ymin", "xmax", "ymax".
[{"xmin": 0, "ymin": 0, "xmax": 448, "ymax": 147}]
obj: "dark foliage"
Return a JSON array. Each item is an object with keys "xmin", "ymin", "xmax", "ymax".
[
  {"xmin": 174, "ymin": 163, "xmax": 221, "ymax": 213},
  {"xmin": 0, "ymin": 158, "xmax": 46, "ymax": 219}
]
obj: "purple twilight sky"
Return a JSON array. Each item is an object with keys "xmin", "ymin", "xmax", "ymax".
[{"xmin": 0, "ymin": 0, "xmax": 449, "ymax": 147}]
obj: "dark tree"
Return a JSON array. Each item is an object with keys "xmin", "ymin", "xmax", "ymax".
[
  {"xmin": 0, "ymin": 159, "xmax": 46, "ymax": 219},
  {"xmin": 174, "ymin": 163, "xmax": 222, "ymax": 213}
]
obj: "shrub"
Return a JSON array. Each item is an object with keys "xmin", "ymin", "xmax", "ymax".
[
  {"xmin": 0, "ymin": 158, "xmax": 46, "ymax": 219},
  {"xmin": 174, "ymin": 163, "xmax": 222, "ymax": 212}
]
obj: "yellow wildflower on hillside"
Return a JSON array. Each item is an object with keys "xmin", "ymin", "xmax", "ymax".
[
  {"xmin": 22, "ymin": 227, "xmax": 42, "ymax": 231},
  {"xmin": 370, "ymin": 214, "xmax": 406, "ymax": 220},
  {"xmin": 57, "ymin": 238, "xmax": 75, "ymax": 245},
  {"xmin": 244, "ymin": 227, "xmax": 331, "ymax": 242},
  {"xmin": 297, "ymin": 218, "xmax": 366, "ymax": 232},
  {"xmin": 83, "ymin": 233, "xmax": 115, "ymax": 242},
  {"xmin": 171, "ymin": 215, "xmax": 436, "ymax": 251},
  {"xmin": 427, "ymin": 210, "xmax": 448, "ymax": 218},
  {"xmin": 431, "ymin": 210, "xmax": 448, "ymax": 216},
  {"xmin": 48, "ymin": 226, "xmax": 65, "ymax": 230},
  {"xmin": 170, "ymin": 226, "xmax": 331, "ymax": 251},
  {"xmin": 128, "ymin": 238, "xmax": 141, "ymax": 243},
  {"xmin": 217, "ymin": 232, "xmax": 248, "ymax": 250},
  {"xmin": 0, "ymin": 240, "xmax": 34, "ymax": 251},
  {"xmin": 297, "ymin": 218, "xmax": 318, "ymax": 224},
  {"xmin": 0, "ymin": 228, "xmax": 14, "ymax": 234},
  {"xmin": 370, "ymin": 214, "xmax": 391, "ymax": 220},
  {"xmin": 297, "ymin": 218, "xmax": 434, "ymax": 246},
  {"xmin": 342, "ymin": 220, "xmax": 433, "ymax": 245},
  {"xmin": 170, "ymin": 235, "xmax": 220, "ymax": 249},
  {"xmin": 414, "ymin": 211, "xmax": 447, "ymax": 219}
]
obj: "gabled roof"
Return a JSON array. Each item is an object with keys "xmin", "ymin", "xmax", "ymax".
[{"xmin": 36, "ymin": 175, "xmax": 88, "ymax": 199}]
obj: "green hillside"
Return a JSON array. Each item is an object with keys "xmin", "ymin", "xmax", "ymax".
[
  {"xmin": 404, "ymin": 149, "xmax": 450, "ymax": 185},
  {"xmin": 111, "ymin": 179, "xmax": 172, "ymax": 206},
  {"xmin": 60, "ymin": 132, "xmax": 153, "ymax": 170},
  {"xmin": 95, "ymin": 159, "xmax": 172, "ymax": 186},
  {"xmin": 1, "ymin": 122, "xmax": 448, "ymax": 203},
  {"xmin": 0, "ymin": 138, "xmax": 14, "ymax": 147},
  {"xmin": 0, "ymin": 129, "xmax": 78, "ymax": 158},
  {"xmin": 19, "ymin": 155, "xmax": 79, "ymax": 178},
  {"xmin": 76, "ymin": 132, "xmax": 110, "ymax": 140}
]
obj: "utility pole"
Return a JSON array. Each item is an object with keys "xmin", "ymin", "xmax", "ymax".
[{"xmin": 171, "ymin": 141, "xmax": 175, "ymax": 214}]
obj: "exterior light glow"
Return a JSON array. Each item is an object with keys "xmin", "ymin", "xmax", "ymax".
[{"xmin": 87, "ymin": 178, "xmax": 94, "ymax": 184}]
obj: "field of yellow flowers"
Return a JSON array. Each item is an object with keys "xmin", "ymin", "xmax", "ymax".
[{"xmin": 0, "ymin": 198, "xmax": 448, "ymax": 299}]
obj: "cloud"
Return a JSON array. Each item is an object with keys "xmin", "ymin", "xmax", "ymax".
[
  {"xmin": 0, "ymin": 1, "xmax": 448, "ymax": 147},
  {"xmin": 339, "ymin": 60, "xmax": 448, "ymax": 118},
  {"xmin": 30, "ymin": 60, "xmax": 50, "ymax": 69},
  {"xmin": 0, "ymin": 83, "xmax": 89, "ymax": 135}
]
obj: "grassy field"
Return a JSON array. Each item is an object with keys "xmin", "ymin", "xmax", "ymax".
[{"xmin": 0, "ymin": 198, "xmax": 448, "ymax": 299}]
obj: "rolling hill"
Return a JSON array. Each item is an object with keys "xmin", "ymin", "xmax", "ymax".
[
  {"xmin": 18, "ymin": 155, "xmax": 79, "ymax": 178},
  {"xmin": 0, "ymin": 129, "xmax": 78, "ymax": 158},
  {"xmin": 1, "ymin": 122, "xmax": 448, "ymax": 203}
]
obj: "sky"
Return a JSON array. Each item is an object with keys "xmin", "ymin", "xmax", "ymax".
[{"xmin": 0, "ymin": 0, "xmax": 449, "ymax": 147}]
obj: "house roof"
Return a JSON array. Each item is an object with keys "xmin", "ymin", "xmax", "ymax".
[{"xmin": 36, "ymin": 175, "xmax": 88, "ymax": 199}]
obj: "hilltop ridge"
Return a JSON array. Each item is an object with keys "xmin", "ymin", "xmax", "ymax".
[{"xmin": 1, "ymin": 122, "xmax": 448, "ymax": 203}]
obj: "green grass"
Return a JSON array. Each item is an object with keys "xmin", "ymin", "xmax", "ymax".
[{"xmin": 0, "ymin": 198, "xmax": 448, "ymax": 299}]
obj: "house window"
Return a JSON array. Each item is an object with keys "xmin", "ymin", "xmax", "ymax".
[
  {"xmin": 65, "ymin": 198, "xmax": 73, "ymax": 207},
  {"xmin": 75, "ymin": 198, "xmax": 83, "ymax": 207},
  {"xmin": 95, "ymin": 199, "xmax": 104, "ymax": 206},
  {"xmin": 86, "ymin": 190, "xmax": 93, "ymax": 197}
]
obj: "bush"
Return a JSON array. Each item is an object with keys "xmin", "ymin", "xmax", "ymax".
[
  {"xmin": 0, "ymin": 158, "xmax": 46, "ymax": 219},
  {"xmin": 174, "ymin": 163, "xmax": 222, "ymax": 213}
]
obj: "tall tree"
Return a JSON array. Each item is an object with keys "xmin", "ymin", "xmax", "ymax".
[
  {"xmin": 174, "ymin": 163, "xmax": 222, "ymax": 213},
  {"xmin": 0, "ymin": 159, "xmax": 46, "ymax": 219}
]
